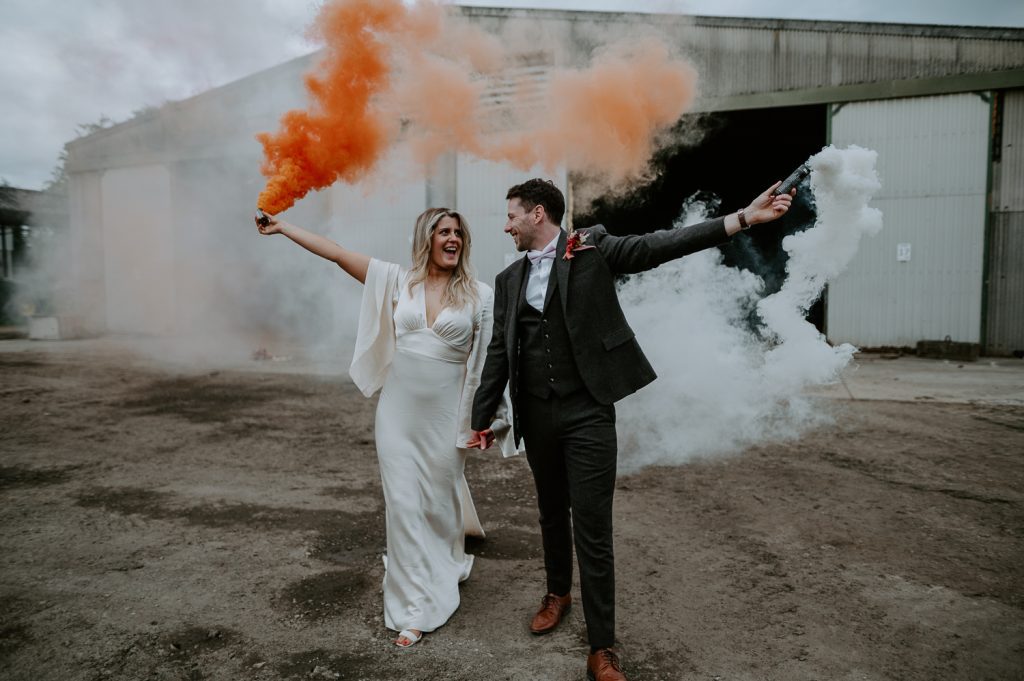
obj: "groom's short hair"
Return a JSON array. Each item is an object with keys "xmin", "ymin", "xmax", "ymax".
[{"xmin": 506, "ymin": 179, "xmax": 565, "ymax": 226}]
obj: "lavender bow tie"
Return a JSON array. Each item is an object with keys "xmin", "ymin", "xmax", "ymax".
[{"xmin": 527, "ymin": 242, "xmax": 557, "ymax": 266}]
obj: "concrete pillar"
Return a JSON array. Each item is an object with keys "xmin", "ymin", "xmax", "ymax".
[{"xmin": 65, "ymin": 170, "xmax": 106, "ymax": 336}]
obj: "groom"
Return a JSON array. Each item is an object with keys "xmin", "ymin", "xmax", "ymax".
[{"xmin": 469, "ymin": 178, "xmax": 792, "ymax": 681}]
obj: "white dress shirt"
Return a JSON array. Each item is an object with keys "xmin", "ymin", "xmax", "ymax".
[{"xmin": 525, "ymin": 233, "xmax": 560, "ymax": 311}]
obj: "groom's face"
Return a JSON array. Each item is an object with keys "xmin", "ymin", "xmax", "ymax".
[{"xmin": 504, "ymin": 198, "xmax": 541, "ymax": 252}]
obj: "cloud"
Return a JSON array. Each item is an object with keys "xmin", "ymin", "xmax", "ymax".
[{"xmin": 0, "ymin": 0, "xmax": 317, "ymax": 188}]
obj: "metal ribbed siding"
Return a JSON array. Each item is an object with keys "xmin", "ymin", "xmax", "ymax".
[
  {"xmin": 652, "ymin": 18, "xmax": 1022, "ymax": 99},
  {"xmin": 454, "ymin": 156, "xmax": 568, "ymax": 283},
  {"xmin": 985, "ymin": 212, "xmax": 1024, "ymax": 355},
  {"xmin": 457, "ymin": 9, "xmax": 1024, "ymax": 103},
  {"xmin": 996, "ymin": 89, "xmax": 1024, "ymax": 211},
  {"xmin": 828, "ymin": 93, "xmax": 990, "ymax": 348},
  {"xmin": 986, "ymin": 89, "xmax": 1024, "ymax": 355},
  {"xmin": 327, "ymin": 148, "xmax": 427, "ymax": 269}
]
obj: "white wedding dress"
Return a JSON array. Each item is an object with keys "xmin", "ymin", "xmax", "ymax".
[{"xmin": 349, "ymin": 259, "xmax": 516, "ymax": 634}]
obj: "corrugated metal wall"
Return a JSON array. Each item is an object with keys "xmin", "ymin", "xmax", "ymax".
[
  {"xmin": 985, "ymin": 88, "xmax": 1024, "ymax": 355},
  {"xmin": 828, "ymin": 93, "xmax": 990, "ymax": 347},
  {"xmin": 455, "ymin": 9, "xmax": 1024, "ymax": 105},
  {"xmin": 327, "ymin": 147, "xmax": 427, "ymax": 269},
  {"xmin": 64, "ymin": 11, "xmax": 1024, "ymax": 343},
  {"xmin": 323, "ymin": 147, "xmax": 566, "ymax": 285},
  {"xmin": 669, "ymin": 19, "xmax": 1024, "ymax": 100}
]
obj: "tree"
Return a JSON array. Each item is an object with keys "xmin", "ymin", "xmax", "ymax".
[{"xmin": 44, "ymin": 115, "xmax": 115, "ymax": 194}]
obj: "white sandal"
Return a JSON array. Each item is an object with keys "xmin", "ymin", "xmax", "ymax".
[{"xmin": 394, "ymin": 629, "xmax": 422, "ymax": 648}]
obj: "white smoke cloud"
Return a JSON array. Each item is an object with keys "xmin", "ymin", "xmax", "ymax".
[{"xmin": 616, "ymin": 145, "xmax": 883, "ymax": 472}]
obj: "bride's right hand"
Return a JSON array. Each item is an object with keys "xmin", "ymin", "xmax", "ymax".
[{"xmin": 256, "ymin": 212, "xmax": 285, "ymax": 235}]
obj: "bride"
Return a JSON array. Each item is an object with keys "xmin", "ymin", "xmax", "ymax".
[{"xmin": 256, "ymin": 207, "xmax": 515, "ymax": 647}]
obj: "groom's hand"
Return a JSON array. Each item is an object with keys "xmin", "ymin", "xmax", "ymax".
[
  {"xmin": 746, "ymin": 181, "xmax": 795, "ymax": 224},
  {"xmin": 466, "ymin": 429, "xmax": 495, "ymax": 450}
]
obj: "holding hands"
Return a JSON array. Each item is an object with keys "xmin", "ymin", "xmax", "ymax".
[{"xmin": 466, "ymin": 429, "xmax": 495, "ymax": 450}]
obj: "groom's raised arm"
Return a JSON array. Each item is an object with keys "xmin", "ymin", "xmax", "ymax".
[
  {"xmin": 595, "ymin": 181, "xmax": 796, "ymax": 274},
  {"xmin": 471, "ymin": 274, "xmax": 510, "ymax": 433},
  {"xmin": 592, "ymin": 218, "xmax": 730, "ymax": 275}
]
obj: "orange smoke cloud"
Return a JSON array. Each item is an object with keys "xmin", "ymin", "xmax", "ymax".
[
  {"xmin": 257, "ymin": 0, "xmax": 700, "ymax": 214},
  {"xmin": 255, "ymin": 0, "xmax": 406, "ymax": 214},
  {"xmin": 483, "ymin": 41, "xmax": 698, "ymax": 189}
]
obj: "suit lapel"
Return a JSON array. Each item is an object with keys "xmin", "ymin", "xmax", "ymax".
[
  {"xmin": 508, "ymin": 255, "xmax": 529, "ymax": 348},
  {"xmin": 513, "ymin": 255, "xmax": 530, "ymax": 315},
  {"xmin": 541, "ymin": 251, "xmax": 559, "ymax": 311},
  {"xmin": 554, "ymin": 229, "xmax": 570, "ymax": 314}
]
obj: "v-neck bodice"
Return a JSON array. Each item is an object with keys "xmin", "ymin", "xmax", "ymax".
[{"xmin": 393, "ymin": 275, "xmax": 476, "ymax": 356}]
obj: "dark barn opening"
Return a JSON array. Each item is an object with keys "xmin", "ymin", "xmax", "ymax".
[{"xmin": 575, "ymin": 103, "xmax": 827, "ymax": 332}]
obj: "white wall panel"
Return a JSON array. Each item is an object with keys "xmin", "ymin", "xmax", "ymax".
[
  {"xmin": 100, "ymin": 165, "xmax": 175, "ymax": 335},
  {"xmin": 325, "ymin": 147, "xmax": 428, "ymax": 342},
  {"xmin": 67, "ymin": 171, "xmax": 106, "ymax": 334},
  {"xmin": 828, "ymin": 93, "xmax": 989, "ymax": 347}
]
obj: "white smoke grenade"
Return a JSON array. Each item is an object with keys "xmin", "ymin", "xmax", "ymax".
[{"xmin": 615, "ymin": 145, "xmax": 883, "ymax": 473}]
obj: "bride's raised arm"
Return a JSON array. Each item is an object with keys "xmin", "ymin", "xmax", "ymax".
[{"xmin": 255, "ymin": 212, "xmax": 371, "ymax": 284}]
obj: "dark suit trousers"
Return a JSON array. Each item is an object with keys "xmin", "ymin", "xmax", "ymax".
[{"xmin": 519, "ymin": 388, "xmax": 618, "ymax": 649}]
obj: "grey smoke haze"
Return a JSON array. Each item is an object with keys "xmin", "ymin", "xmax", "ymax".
[{"xmin": 1, "ymin": 0, "xmax": 1021, "ymax": 189}]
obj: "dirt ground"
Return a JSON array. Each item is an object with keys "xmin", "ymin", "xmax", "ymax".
[{"xmin": 1, "ymin": 344, "xmax": 1022, "ymax": 681}]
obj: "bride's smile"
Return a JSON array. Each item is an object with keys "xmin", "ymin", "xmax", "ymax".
[{"xmin": 430, "ymin": 216, "xmax": 464, "ymax": 271}]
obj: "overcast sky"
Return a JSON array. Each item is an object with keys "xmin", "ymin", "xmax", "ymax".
[{"xmin": 2, "ymin": 0, "xmax": 1022, "ymax": 190}]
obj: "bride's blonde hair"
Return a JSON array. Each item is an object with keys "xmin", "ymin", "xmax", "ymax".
[{"xmin": 407, "ymin": 208, "xmax": 479, "ymax": 310}]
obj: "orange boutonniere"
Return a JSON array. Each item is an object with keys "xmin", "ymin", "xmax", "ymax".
[{"xmin": 563, "ymin": 229, "xmax": 595, "ymax": 260}]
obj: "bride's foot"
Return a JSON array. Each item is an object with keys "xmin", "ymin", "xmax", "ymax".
[{"xmin": 394, "ymin": 629, "xmax": 422, "ymax": 648}]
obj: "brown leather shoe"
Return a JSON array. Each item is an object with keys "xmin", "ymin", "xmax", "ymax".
[
  {"xmin": 529, "ymin": 592, "xmax": 571, "ymax": 635},
  {"xmin": 586, "ymin": 648, "xmax": 626, "ymax": 681}
]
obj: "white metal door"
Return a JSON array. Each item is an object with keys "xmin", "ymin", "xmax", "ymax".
[{"xmin": 828, "ymin": 93, "xmax": 989, "ymax": 347}]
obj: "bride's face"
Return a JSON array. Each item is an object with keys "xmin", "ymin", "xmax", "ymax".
[{"xmin": 430, "ymin": 216, "xmax": 464, "ymax": 271}]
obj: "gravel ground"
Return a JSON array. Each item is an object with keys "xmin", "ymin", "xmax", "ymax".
[{"xmin": 1, "ymin": 346, "xmax": 1022, "ymax": 680}]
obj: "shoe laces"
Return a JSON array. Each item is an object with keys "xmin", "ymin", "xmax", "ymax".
[
  {"xmin": 541, "ymin": 594, "xmax": 561, "ymax": 609},
  {"xmin": 596, "ymin": 649, "xmax": 621, "ymax": 671}
]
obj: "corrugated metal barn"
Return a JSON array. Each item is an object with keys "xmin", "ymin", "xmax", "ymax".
[{"xmin": 64, "ymin": 8, "xmax": 1024, "ymax": 355}]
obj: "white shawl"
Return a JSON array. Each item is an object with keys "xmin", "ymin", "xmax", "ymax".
[{"xmin": 349, "ymin": 258, "xmax": 518, "ymax": 458}]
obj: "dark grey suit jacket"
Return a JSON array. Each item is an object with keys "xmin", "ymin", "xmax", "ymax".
[{"xmin": 471, "ymin": 217, "xmax": 730, "ymax": 444}]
